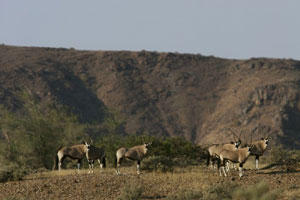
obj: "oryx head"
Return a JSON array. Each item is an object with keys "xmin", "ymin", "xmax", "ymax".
[
  {"xmin": 234, "ymin": 140, "xmax": 241, "ymax": 150},
  {"xmin": 84, "ymin": 139, "xmax": 93, "ymax": 152},
  {"xmin": 246, "ymin": 144, "xmax": 253, "ymax": 153},
  {"xmin": 143, "ymin": 142, "xmax": 152, "ymax": 154},
  {"xmin": 261, "ymin": 128, "xmax": 271, "ymax": 148},
  {"xmin": 226, "ymin": 127, "xmax": 243, "ymax": 149},
  {"xmin": 261, "ymin": 137, "xmax": 270, "ymax": 147}
]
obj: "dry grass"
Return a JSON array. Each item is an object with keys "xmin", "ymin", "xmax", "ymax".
[{"xmin": 2, "ymin": 164, "xmax": 300, "ymax": 199}]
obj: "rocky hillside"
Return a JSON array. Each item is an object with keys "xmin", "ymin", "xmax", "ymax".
[{"xmin": 0, "ymin": 45, "xmax": 300, "ymax": 148}]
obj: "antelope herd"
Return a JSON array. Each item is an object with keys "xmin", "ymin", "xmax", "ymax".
[
  {"xmin": 53, "ymin": 127, "xmax": 270, "ymax": 177},
  {"xmin": 53, "ymin": 140, "xmax": 152, "ymax": 175},
  {"xmin": 207, "ymin": 126, "xmax": 271, "ymax": 177}
]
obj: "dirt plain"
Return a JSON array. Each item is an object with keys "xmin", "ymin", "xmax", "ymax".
[{"xmin": 1, "ymin": 160, "xmax": 300, "ymax": 200}]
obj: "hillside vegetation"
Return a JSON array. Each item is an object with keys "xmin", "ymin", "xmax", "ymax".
[{"xmin": 0, "ymin": 45, "xmax": 300, "ymax": 148}]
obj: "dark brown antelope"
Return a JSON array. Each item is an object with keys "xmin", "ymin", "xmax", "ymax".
[
  {"xmin": 84, "ymin": 141, "xmax": 106, "ymax": 174},
  {"xmin": 115, "ymin": 142, "xmax": 152, "ymax": 175},
  {"xmin": 53, "ymin": 141, "xmax": 89, "ymax": 171}
]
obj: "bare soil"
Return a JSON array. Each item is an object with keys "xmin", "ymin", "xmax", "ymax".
[{"xmin": 1, "ymin": 164, "xmax": 300, "ymax": 200}]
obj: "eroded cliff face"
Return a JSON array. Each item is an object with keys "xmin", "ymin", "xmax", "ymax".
[{"xmin": 1, "ymin": 45, "xmax": 300, "ymax": 148}]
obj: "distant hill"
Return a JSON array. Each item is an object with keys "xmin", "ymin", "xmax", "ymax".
[{"xmin": 1, "ymin": 45, "xmax": 300, "ymax": 148}]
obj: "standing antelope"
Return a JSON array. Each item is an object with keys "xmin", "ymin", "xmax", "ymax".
[
  {"xmin": 207, "ymin": 128, "xmax": 242, "ymax": 170},
  {"xmin": 250, "ymin": 136, "xmax": 270, "ymax": 170},
  {"xmin": 218, "ymin": 134, "xmax": 253, "ymax": 177},
  {"xmin": 218, "ymin": 145, "xmax": 252, "ymax": 177},
  {"xmin": 115, "ymin": 142, "xmax": 152, "ymax": 175},
  {"xmin": 53, "ymin": 141, "xmax": 89, "ymax": 171},
  {"xmin": 84, "ymin": 141, "xmax": 106, "ymax": 174}
]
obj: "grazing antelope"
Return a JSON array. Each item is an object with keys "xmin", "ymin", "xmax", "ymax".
[
  {"xmin": 53, "ymin": 141, "xmax": 89, "ymax": 171},
  {"xmin": 218, "ymin": 134, "xmax": 252, "ymax": 177},
  {"xmin": 115, "ymin": 142, "xmax": 152, "ymax": 175},
  {"xmin": 84, "ymin": 141, "xmax": 106, "ymax": 174},
  {"xmin": 207, "ymin": 128, "xmax": 242, "ymax": 170}
]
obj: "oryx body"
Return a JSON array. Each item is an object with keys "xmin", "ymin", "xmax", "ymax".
[
  {"xmin": 218, "ymin": 146, "xmax": 252, "ymax": 177},
  {"xmin": 85, "ymin": 144, "xmax": 106, "ymax": 174},
  {"xmin": 207, "ymin": 127, "xmax": 243, "ymax": 170},
  {"xmin": 207, "ymin": 142, "xmax": 240, "ymax": 170},
  {"xmin": 53, "ymin": 143, "xmax": 88, "ymax": 171},
  {"xmin": 250, "ymin": 137, "xmax": 269, "ymax": 170},
  {"xmin": 115, "ymin": 143, "xmax": 151, "ymax": 175}
]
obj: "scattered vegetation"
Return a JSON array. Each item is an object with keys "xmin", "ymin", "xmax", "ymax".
[
  {"xmin": 116, "ymin": 180, "xmax": 144, "ymax": 200},
  {"xmin": 203, "ymin": 182, "xmax": 237, "ymax": 200},
  {"xmin": 165, "ymin": 181, "xmax": 277, "ymax": 200},
  {"xmin": 166, "ymin": 188, "xmax": 203, "ymax": 200},
  {"xmin": 232, "ymin": 181, "xmax": 277, "ymax": 200},
  {"xmin": 268, "ymin": 145, "xmax": 300, "ymax": 164}
]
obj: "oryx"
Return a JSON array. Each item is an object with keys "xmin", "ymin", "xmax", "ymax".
[
  {"xmin": 84, "ymin": 140, "xmax": 106, "ymax": 174},
  {"xmin": 53, "ymin": 141, "xmax": 89, "ymax": 171},
  {"xmin": 249, "ymin": 135, "xmax": 270, "ymax": 170},
  {"xmin": 115, "ymin": 142, "xmax": 152, "ymax": 175},
  {"xmin": 218, "ymin": 134, "xmax": 253, "ymax": 177},
  {"xmin": 240, "ymin": 127, "xmax": 271, "ymax": 170},
  {"xmin": 207, "ymin": 128, "xmax": 242, "ymax": 170}
]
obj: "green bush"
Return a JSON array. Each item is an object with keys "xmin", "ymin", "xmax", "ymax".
[
  {"xmin": 0, "ymin": 164, "xmax": 31, "ymax": 183},
  {"xmin": 141, "ymin": 155, "xmax": 175, "ymax": 172},
  {"xmin": 0, "ymin": 91, "xmax": 87, "ymax": 173},
  {"xmin": 268, "ymin": 145, "xmax": 291, "ymax": 164},
  {"xmin": 267, "ymin": 146, "xmax": 300, "ymax": 165}
]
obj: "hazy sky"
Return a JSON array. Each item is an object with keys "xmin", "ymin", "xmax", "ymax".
[{"xmin": 1, "ymin": 0, "xmax": 300, "ymax": 60}]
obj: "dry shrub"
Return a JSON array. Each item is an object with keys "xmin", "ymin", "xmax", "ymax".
[
  {"xmin": 203, "ymin": 182, "xmax": 237, "ymax": 200},
  {"xmin": 117, "ymin": 180, "xmax": 144, "ymax": 200},
  {"xmin": 232, "ymin": 181, "xmax": 277, "ymax": 200},
  {"xmin": 166, "ymin": 189, "xmax": 203, "ymax": 200}
]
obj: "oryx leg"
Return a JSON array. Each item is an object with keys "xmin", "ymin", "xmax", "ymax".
[
  {"xmin": 212, "ymin": 157, "xmax": 218, "ymax": 170},
  {"xmin": 239, "ymin": 163, "xmax": 244, "ymax": 177},
  {"xmin": 255, "ymin": 155, "xmax": 260, "ymax": 170},
  {"xmin": 88, "ymin": 160, "xmax": 94, "ymax": 174},
  {"xmin": 116, "ymin": 158, "xmax": 122, "ymax": 175},
  {"xmin": 137, "ymin": 160, "xmax": 141, "ymax": 175},
  {"xmin": 220, "ymin": 159, "xmax": 227, "ymax": 177},
  {"xmin": 77, "ymin": 159, "xmax": 81, "ymax": 171},
  {"xmin": 225, "ymin": 161, "xmax": 230, "ymax": 172},
  {"xmin": 57, "ymin": 152, "xmax": 64, "ymax": 171},
  {"xmin": 217, "ymin": 158, "xmax": 222, "ymax": 176},
  {"xmin": 98, "ymin": 159, "xmax": 103, "ymax": 169},
  {"xmin": 58, "ymin": 159, "xmax": 62, "ymax": 171},
  {"xmin": 209, "ymin": 156, "xmax": 215, "ymax": 170},
  {"xmin": 232, "ymin": 163, "xmax": 237, "ymax": 170}
]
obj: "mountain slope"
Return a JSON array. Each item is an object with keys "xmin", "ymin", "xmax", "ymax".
[{"xmin": 1, "ymin": 45, "xmax": 300, "ymax": 148}]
